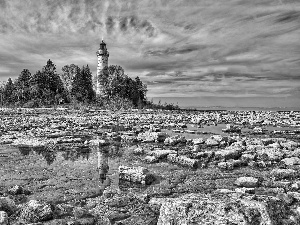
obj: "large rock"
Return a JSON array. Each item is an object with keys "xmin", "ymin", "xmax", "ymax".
[
  {"xmin": 167, "ymin": 154, "xmax": 198, "ymax": 168},
  {"xmin": 279, "ymin": 157, "xmax": 300, "ymax": 167},
  {"xmin": 156, "ymin": 193, "xmax": 290, "ymax": 225},
  {"xmin": 144, "ymin": 155, "xmax": 159, "ymax": 164},
  {"xmin": 235, "ymin": 176, "xmax": 260, "ymax": 188},
  {"xmin": 205, "ymin": 138, "xmax": 219, "ymax": 147},
  {"xmin": 164, "ymin": 135, "xmax": 186, "ymax": 146},
  {"xmin": 193, "ymin": 138, "xmax": 205, "ymax": 145},
  {"xmin": 271, "ymin": 168, "xmax": 297, "ymax": 180},
  {"xmin": 211, "ymin": 135, "xmax": 223, "ymax": 142},
  {"xmin": 214, "ymin": 148, "xmax": 242, "ymax": 160},
  {"xmin": 148, "ymin": 149, "xmax": 177, "ymax": 159},
  {"xmin": 19, "ymin": 200, "xmax": 53, "ymax": 223},
  {"xmin": 138, "ymin": 132, "xmax": 168, "ymax": 143},
  {"xmin": 0, "ymin": 197, "xmax": 16, "ymax": 215},
  {"xmin": 119, "ymin": 165, "xmax": 155, "ymax": 185},
  {"xmin": 257, "ymin": 147, "xmax": 285, "ymax": 162}
]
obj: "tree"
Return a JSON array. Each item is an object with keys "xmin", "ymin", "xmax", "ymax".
[
  {"xmin": 14, "ymin": 69, "xmax": 32, "ymax": 103},
  {"xmin": 61, "ymin": 64, "xmax": 80, "ymax": 93},
  {"xmin": 98, "ymin": 65, "xmax": 148, "ymax": 107},
  {"xmin": 3, "ymin": 78, "xmax": 15, "ymax": 104},
  {"xmin": 71, "ymin": 65, "xmax": 95, "ymax": 103},
  {"xmin": 30, "ymin": 60, "xmax": 67, "ymax": 106}
]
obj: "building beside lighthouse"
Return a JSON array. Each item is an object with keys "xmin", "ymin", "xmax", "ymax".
[{"xmin": 95, "ymin": 40, "xmax": 109, "ymax": 96}]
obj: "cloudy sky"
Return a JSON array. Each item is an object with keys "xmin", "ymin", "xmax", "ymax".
[{"xmin": 0, "ymin": 0, "xmax": 299, "ymax": 107}]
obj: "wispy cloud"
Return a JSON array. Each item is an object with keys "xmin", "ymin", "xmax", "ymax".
[{"xmin": 0, "ymin": 0, "xmax": 299, "ymax": 104}]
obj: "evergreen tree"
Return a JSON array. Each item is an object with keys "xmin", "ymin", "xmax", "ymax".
[
  {"xmin": 61, "ymin": 64, "xmax": 79, "ymax": 93},
  {"xmin": 3, "ymin": 78, "xmax": 15, "ymax": 104},
  {"xmin": 98, "ymin": 65, "xmax": 148, "ymax": 107},
  {"xmin": 14, "ymin": 69, "xmax": 32, "ymax": 103},
  {"xmin": 71, "ymin": 65, "xmax": 95, "ymax": 103},
  {"xmin": 30, "ymin": 60, "xmax": 67, "ymax": 105}
]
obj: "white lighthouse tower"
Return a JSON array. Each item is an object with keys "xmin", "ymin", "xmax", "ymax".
[{"xmin": 96, "ymin": 39, "xmax": 109, "ymax": 96}]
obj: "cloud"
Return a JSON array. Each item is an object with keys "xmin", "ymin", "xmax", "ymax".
[{"xmin": 0, "ymin": 0, "xmax": 299, "ymax": 105}]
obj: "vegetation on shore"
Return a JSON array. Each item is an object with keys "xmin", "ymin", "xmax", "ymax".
[{"xmin": 0, "ymin": 60, "xmax": 179, "ymax": 110}]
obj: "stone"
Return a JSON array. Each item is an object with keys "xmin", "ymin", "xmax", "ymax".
[
  {"xmin": 133, "ymin": 147, "xmax": 145, "ymax": 155},
  {"xmin": 19, "ymin": 200, "xmax": 53, "ymax": 223},
  {"xmin": 144, "ymin": 155, "xmax": 159, "ymax": 163},
  {"xmin": 214, "ymin": 148, "xmax": 241, "ymax": 160},
  {"xmin": 280, "ymin": 157, "xmax": 300, "ymax": 167},
  {"xmin": 261, "ymin": 138, "xmax": 276, "ymax": 146},
  {"xmin": 211, "ymin": 135, "xmax": 223, "ymax": 142},
  {"xmin": 271, "ymin": 169, "xmax": 297, "ymax": 180},
  {"xmin": 0, "ymin": 211, "xmax": 8, "ymax": 225},
  {"xmin": 0, "ymin": 197, "xmax": 16, "ymax": 215},
  {"xmin": 193, "ymin": 138, "xmax": 205, "ymax": 145},
  {"xmin": 257, "ymin": 148, "xmax": 285, "ymax": 162},
  {"xmin": 217, "ymin": 162, "xmax": 234, "ymax": 170},
  {"xmin": 148, "ymin": 149, "xmax": 177, "ymax": 159},
  {"xmin": 235, "ymin": 187, "xmax": 255, "ymax": 194},
  {"xmin": 235, "ymin": 177, "xmax": 260, "ymax": 188},
  {"xmin": 241, "ymin": 153, "xmax": 256, "ymax": 162},
  {"xmin": 156, "ymin": 193, "xmax": 289, "ymax": 225},
  {"xmin": 167, "ymin": 154, "xmax": 198, "ymax": 168},
  {"xmin": 119, "ymin": 165, "xmax": 155, "ymax": 185},
  {"xmin": 164, "ymin": 135, "xmax": 186, "ymax": 146},
  {"xmin": 205, "ymin": 138, "xmax": 219, "ymax": 147}
]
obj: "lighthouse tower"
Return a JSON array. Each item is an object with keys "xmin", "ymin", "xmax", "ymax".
[{"xmin": 96, "ymin": 40, "xmax": 109, "ymax": 96}]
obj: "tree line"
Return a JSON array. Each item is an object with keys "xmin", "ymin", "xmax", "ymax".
[{"xmin": 0, "ymin": 59, "xmax": 149, "ymax": 108}]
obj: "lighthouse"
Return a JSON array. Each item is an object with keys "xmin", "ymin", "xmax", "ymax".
[{"xmin": 96, "ymin": 40, "xmax": 109, "ymax": 96}]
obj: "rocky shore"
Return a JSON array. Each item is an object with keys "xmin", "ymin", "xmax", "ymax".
[{"xmin": 0, "ymin": 108, "xmax": 300, "ymax": 224}]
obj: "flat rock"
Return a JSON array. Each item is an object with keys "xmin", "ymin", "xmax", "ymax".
[
  {"xmin": 167, "ymin": 154, "xmax": 198, "ymax": 168},
  {"xmin": 156, "ymin": 193, "xmax": 289, "ymax": 225},
  {"xmin": 19, "ymin": 200, "xmax": 53, "ymax": 223},
  {"xmin": 280, "ymin": 157, "xmax": 300, "ymax": 167},
  {"xmin": 119, "ymin": 165, "xmax": 155, "ymax": 185},
  {"xmin": 271, "ymin": 168, "xmax": 297, "ymax": 180},
  {"xmin": 148, "ymin": 149, "xmax": 177, "ymax": 159},
  {"xmin": 235, "ymin": 176, "xmax": 260, "ymax": 188}
]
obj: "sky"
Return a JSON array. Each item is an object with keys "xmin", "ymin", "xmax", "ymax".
[{"xmin": 0, "ymin": 0, "xmax": 300, "ymax": 108}]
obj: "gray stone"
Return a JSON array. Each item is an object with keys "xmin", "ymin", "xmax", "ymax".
[
  {"xmin": 144, "ymin": 155, "xmax": 159, "ymax": 163},
  {"xmin": 271, "ymin": 168, "xmax": 297, "ymax": 180},
  {"xmin": 193, "ymin": 138, "xmax": 205, "ymax": 145},
  {"xmin": 205, "ymin": 138, "xmax": 219, "ymax": 146},
  {"xmin": 119, "ymin": 165, "xmax": 155, "ymax": 185},
  {"xmin": 235, "ymin": 177, "xmax": 260, "ymax": 188},
  {"xmin": 156, "ymin": 193, "xmax": 289, "ymax": 225},
  {"xmin": 280, "ymin": 157, "xmax": 300, "ymax": 167},
  {"xmin": 148, "ymin": 149, "xmax": 177, "ymax": 159},
  {"xmin": 167, "ymin": 154, "xmax": 198, "ymax": 168},
  {"xmin": 19, "ymin": 200, "xmax": 53, "ymax": 223},
  {"xmin": 215, "ymin": 148, "xmax": 241, "ymax": 160}
]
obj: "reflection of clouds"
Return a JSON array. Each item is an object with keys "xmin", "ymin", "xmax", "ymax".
[{"xmin": 0, "ymin": 0, "xmax": 299, "ymax": 99}]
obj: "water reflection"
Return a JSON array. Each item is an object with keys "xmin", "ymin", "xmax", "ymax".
[
  {"xmin": 18, "ymin": 146, "xmax": 32, "ymax": 156},
  {"xmin": 18, "ymin": 145, "xmax": 91, "ymax": 165}
]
